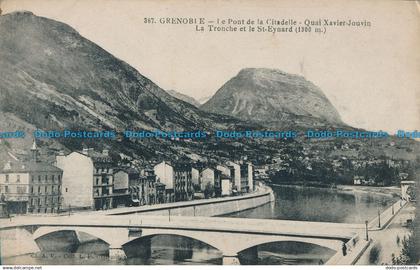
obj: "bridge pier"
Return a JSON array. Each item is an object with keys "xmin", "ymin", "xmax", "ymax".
[
  {"xmin": 239, "ymin": 246, "xmax": 258, "ymax": 265},
  {"xmin": 223, "ymin": 255, "xmax": 241, "ymax": 265},
  {"xmin": 109, "ymin": 245, "xmax": 127, "ymax": 260}
]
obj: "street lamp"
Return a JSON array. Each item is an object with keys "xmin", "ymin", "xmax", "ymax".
[
  {"xmin": 365, "ymin": 220, "xmax": 369, "ymax": 241},
  {"xmin": 377, "ymin": 208, "xmax": 381, "ymax": 228}
]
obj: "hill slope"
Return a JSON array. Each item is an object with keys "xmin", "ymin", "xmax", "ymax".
[
  {"xmin": 0, "ymin": 11, "xmax": 259, "ymax": 162},
  {"xmin": 0, "ymin": 11, "xmax": 252, "ymax": 133},
  {"xmin": 167, "ymin": 90, "xmax": 201, "ymax": 107}
]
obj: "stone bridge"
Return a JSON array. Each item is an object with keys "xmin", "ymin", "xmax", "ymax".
[{"xmin": 0, "ymin": 215, "xmax": 365, "ymax": 264}]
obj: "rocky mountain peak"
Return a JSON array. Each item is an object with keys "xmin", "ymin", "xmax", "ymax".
[{"xmin": 201, "ymin": 68, "xmax": 343, "ymax": 128}]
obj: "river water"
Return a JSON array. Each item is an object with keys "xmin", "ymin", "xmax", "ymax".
[{"xmin": 4, "ymin": 185, "xmax": 398, "ymax": 265}]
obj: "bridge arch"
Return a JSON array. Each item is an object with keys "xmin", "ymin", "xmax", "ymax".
[
  {"xmin": 121, "ymin": 232, "xmax": 224, "ymax": 260},
  {"xmin": 32, "ymin": 226, "xmax": 128, "ymax": 248},
  {"xmin": 234, "ymin": 237, "xmax": 344, "ymax": 255},
  {"xmin": 122, "ymin": 232, "xmax": 222, "ymax": 252}
]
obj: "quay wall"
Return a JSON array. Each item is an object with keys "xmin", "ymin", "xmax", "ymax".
[{"xmin": 107, "ymin": 185, "xmax": 275, "ymax": 217}]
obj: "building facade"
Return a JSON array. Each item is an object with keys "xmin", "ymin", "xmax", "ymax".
[
  {"xmin": 1, "ymin": 142, "xmax": 63, "ymax": 214},
  {"xmin": 113, "ymin": 169, "xmax": 130, "ymax": 207},
  {"xmin": 56, "ymin": 151, "xmax": 94, "ymax": 210},
  {"xmin": 200, "ymin": 167, "xmax": 222, "ymax": 198},
  {"xmin": 173, "ymin": 163, "xmax": 193, "ymax": 202},
  {"xmin": 240, "ymin": 162, "xmax": 254, "ymax": 193},
  {"xmin": 154, "ymin": 161, "xmax": 174, "ymax": 202},
  {"xmin": 90, "ymin": 150, "xmax": 116, "ymax": 210},
  {"xmin": 227, "ymin": 161, "xmax": 241, "ymax": 193}
]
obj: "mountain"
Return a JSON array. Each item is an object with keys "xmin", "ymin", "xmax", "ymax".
[
  {"xmin": 202, "ymin": 68, "xmax": 343, "ymax": 129},
  {"xmin": 0, "ymin": 11, "xmax": 245, "ymax": 132},
  {"xmin": 0, "ymin": 11, "xmax": 256, "ymax": 158},
  {"xmin": 0, "ymin": 11, "xmax": 262, "ymax": 164},
  {"xmin": 167, "ymin": 90, "xmax": 201, "ymax": 107},
  {"xmin": 198, "ymin": 96, "xmax": 212, "ymax": 105}
]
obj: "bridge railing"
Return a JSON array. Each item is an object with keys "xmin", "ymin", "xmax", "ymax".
[{"xmin": 368, "ymin": 199, "xmax": 407, "ymax": 230}]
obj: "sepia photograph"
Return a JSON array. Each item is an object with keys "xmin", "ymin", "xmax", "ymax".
[{"xmin": 0, "ymin": 0, "xmax": 419, "ymax": 268}]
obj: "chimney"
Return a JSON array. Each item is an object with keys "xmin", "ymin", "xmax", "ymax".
[{"xmin": 30, "ymin": 140, "xmax": 39, "ymax": 162}]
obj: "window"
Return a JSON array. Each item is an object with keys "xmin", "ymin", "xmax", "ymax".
[
  {"xmin": 65, "ymin": 188, "xmax": 68, "ymax": 192},
  {"xmin": 16, "ymin": 175, "xmax": 20, "ymax": 182},
  {"xmin": 31, "ymin": 186, "xmax": 34, "ymax": 193},
  {"xmin": 58, "ymin": 175, "xmax": 61, "ymax": 182},
  {"xmin": 38, "ymin": 186, "xmax": 41, "ymax": 194},
  {"xmin": 31, "ymin": 176, "xmax": 34, "ymax": 182},
  {"xmin": 17, "ymin": 186, "xmax": 26, "ymax": 194},
  {"xmin": 5, "ymin": 186, "xmax": 8, "ymax": 193},
  {"xmin": 52, "ymin": 175, "xmax": 55, "ymax": 182},
  {"xmin": 45, "ymin": 186, "xmax": 48, "ymax": 193},
  {"xmin": 38, "ymin": 175, "xmax": 41, "ymax": 182},
  {"xmin": 45, "ymin": 175, "xmax": 48, "ymax": 182},
  {"xmin": 5, "ymin": 175, "xmax": 9, "ymax": 182}
]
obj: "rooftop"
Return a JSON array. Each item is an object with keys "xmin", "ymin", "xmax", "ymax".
[{"xmin": 0, "ymin": 160, "xmax": 62, "ymax": 174}]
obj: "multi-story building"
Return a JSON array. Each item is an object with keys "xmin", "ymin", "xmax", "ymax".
[
  {"xmin": 240, "ymin": 162, "xmax": 254, "ymax": 193},
  {"xmin": 217, "ymin": 165, "xmax": 233, "ymax": 196},
  {"xmin": 126, "ymin": 167, "xmax": 141, "ymax": 206},
  {"xmin": 173, "ymin": 163, "xmax": 193, "ymax": 201},
  {"xmin": 113, "ymin": 169, "xmax": 130, "ymax": 207},
  {"xmin": 154, "ymin": 161, "xmax": 175, "ymax": 202},
  {"xmin": 227, "ymin": 161, "xmax": 241, "ymax": 193},
  {"xmin": 56, "ymin": 148, "xmax": 125, "ymax": 211},
  {"xmin": 191, "ymin": 167, "xmax": 200, "ymax": 188},
  {"xmin": 220, "ymin": 174, "xmax": 232, "ymax": 196},
  {"xmin": 142, "ymin": 168, "xmax": 157, "ymax": 205},
  {"xmin": 200, "ymin": 167, "xmax": 222, "ymax": 198},
  {"xmin": 129, "ymin": 168, "xmax": 164, "ymax": 205},
  {"xmin": 0, "ymin": 142, "xmax": 63, "ymax": 214},
  {"xmin": 90, "ymin": 150, "xmax": 116, "ymax": 210},
  {"xmin": 56, "ymin": 151, "xmax": 94, "ymax": 210}
]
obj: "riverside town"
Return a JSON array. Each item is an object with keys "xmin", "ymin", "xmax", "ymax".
[{"xmin": 0, "ymin": 2, "xmax": 418, "ymax": 267}]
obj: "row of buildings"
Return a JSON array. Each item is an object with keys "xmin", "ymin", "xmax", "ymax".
[{"xmin": 0, "ymin": 142, "xmax": 254, "ymax": 215}]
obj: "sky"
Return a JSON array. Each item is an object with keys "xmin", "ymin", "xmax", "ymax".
[{"xmin": 1, "ymin": 0, "xmax": 419, "ymax": 133}]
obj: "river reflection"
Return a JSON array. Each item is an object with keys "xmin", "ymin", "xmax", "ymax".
[
  {"xmin": 3, "ymin": 185, "xmax": 398, "ymax": 265},
  {"xmin": 227, "ymin": 185, "xmax": 397, "ymax": 223}
]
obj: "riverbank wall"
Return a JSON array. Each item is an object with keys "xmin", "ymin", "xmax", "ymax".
[{"xmin": 105, "ymin": 185, "xmax": 275, "ymax": 217}]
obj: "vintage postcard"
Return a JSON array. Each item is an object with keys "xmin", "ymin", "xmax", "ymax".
[{"xmin": 0, "ymin": 0, "xmax": 419, "ymax": 268}]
